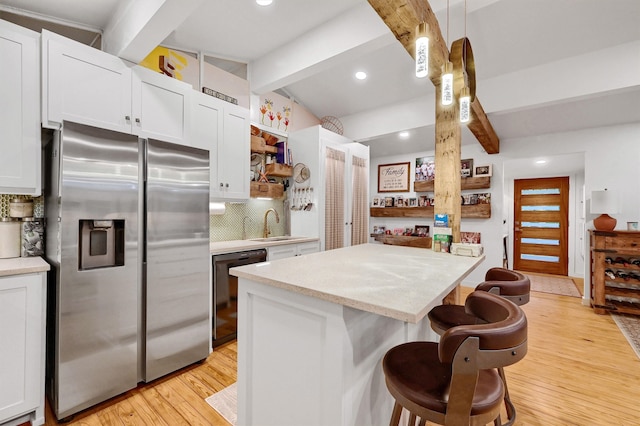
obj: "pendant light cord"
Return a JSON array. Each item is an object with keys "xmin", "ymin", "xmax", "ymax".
[
  {"xmin": 464, "ymin": 0, "xmax": 467, "ymax": 39},
  {"xmin": 446, "ymin": 0, "xmax": 449, "ymax": 48}
]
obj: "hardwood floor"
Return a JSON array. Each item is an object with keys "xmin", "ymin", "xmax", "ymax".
[{"xmin": 45, "ymin": 287, "xmax": 640, "ymax": 425}]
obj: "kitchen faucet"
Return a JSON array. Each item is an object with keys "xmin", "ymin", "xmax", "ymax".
[
  {"xmin": 242, "ymin": 216, "xmax": 251, "ymax": 239},
  {"xmin": 263, "ymin": 208, "xmax": 280, "ymax": 238}
]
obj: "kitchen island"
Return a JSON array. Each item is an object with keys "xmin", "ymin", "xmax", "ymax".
[{"xmin": 231, "ymin": 243, "xmax": 485, "ymax": 426}]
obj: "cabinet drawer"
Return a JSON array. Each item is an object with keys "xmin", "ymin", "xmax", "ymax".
[{"xmin": 604, "ymin": 233, "xmax": 640, "ymax": 251}]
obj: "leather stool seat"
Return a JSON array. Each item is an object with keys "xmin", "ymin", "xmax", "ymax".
[
  {"xmin": 429, "ymin": 268, "xmax": 530, "ymax": 335},
  {"xmin": 384, "ymin": 342, "xmax": 504, "ymax": 415}
]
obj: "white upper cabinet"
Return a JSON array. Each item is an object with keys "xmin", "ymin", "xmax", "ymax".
[
  {"xmin": 219, "ymin": 102, "xmax": 250, "ymax": 200},
  {"xmin": 42, "ymin": 30, "xmax": 131, "ymax": 133},
  {"xmin": 192, "ymin": 92, "xmax": 249, "ymax": 201},
  {"xmin": 131, "ymin": 66, "xmax": 191, "ymax": 143},
  {"xmin": 42, "ymin": 30, "xmax": 191, "ymax": 145},
  {"xmin": 0, "ymin": 20, "xmax": 41, "ymax": 196}
]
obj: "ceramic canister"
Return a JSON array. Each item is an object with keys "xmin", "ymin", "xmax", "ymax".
[
  {"xmin": 21, "ymin": 217, "xmax": 45, "ymax": 257},
  {"xmin": 9, "ymin": 198, "xmax": 34, "ymax": 218},
  {"xmin": 0, "ymin": 217, "xmax": 21, "ymax": 258}
]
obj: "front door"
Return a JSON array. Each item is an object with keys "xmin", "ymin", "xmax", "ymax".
[{"xmin": 513, "ymin": 177, "xmax": 569, "ymax": 275}]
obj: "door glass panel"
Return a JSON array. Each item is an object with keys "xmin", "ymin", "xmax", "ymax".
[
  {"xmin": 522, "ymin": 222, "xmax": 560, "ymax": 228},
  {"xmin": 521, "ymin": 254, "xmax": 560, "ymax": 262},
  {"xmin": 522, "ymin": 238, "xmax": 560, "ymax": 245},
  {"xmin": 522, "ymin": 205, "xmax": 560, "ymax": 211},
  {"xmin": 521, "ymin": 188, "xmax": 561, "ymax": 195}
]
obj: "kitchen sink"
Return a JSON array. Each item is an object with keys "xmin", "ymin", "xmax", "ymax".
[{"xmin": 249, "ymin": 236, "xmax": 302, "ymax": 242}]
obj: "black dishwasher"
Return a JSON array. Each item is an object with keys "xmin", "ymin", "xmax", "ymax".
[{"xmin": 212, "ymin": 249, "xmax": 267, "ymax": 347}]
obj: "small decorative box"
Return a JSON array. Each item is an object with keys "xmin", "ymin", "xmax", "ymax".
[{"xmin": 451, "ymin": 243, "xmax": 483, "ymax": 257}]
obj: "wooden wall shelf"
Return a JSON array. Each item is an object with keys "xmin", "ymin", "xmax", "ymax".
[
  {"xmin": 251, "ymin": 135, "xmax": 278, "ymax": 154},
  {"xmin": 265, "ymin": 163, "xmax": 292, "ymax": 177},
  {"xmin": 372, "ymin": 234, "xmax": 432, "ymax": 248},
  {"xmin": 370, "ymin": 203, "xmax": 491, "ymax": 219},
  {"xmin": 250, "ymin": 181, "xmax": 284, "ymax": 199},
  {"xmin": 414, "ymin": 176, "xmax": 491, "ymax": 192}
]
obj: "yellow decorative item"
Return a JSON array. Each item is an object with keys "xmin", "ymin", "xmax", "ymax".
[{"xmin": 139, "ymin": 46, "xmax": 192, "ymax": 82}]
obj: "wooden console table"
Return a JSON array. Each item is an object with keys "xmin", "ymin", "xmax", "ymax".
[{"xmin": 590, "ymin": 229, "xmax": 640, "ymax": 315}]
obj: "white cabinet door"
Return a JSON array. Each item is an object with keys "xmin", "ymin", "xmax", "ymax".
[
  {"xmin": 267, "ymin": 244, "xmax": 298, "ymax": 261},
  {"xmin": 43, "ymin": 30, "xmax": 132, "ymax": 133},
  {"xmin": 192, "ymin": 92, "xmax": 222, "ymax": 198},
  {"xmin": 297, "ymin": 241, "xmax": 320, "ymax": 256},
  {"xmin": 267, "ymin": 241, "xmax": 319, "ymax": 260},
  {"xmin": 0, "ymin": 21, "xmax": 41, "ymax": 196},
  {"xmin": 218, "ymin": 103, "xmax": 250, "ymax": 200},
  {"xmin": 131, "ymin": 66, "xmax": 191, "ymax": 144},
  {"xmin": 0, "ymin": 273, "xmax": 45, "ymax": 424},
  {"xmin": 192, "ymin": 93, "xmax": 249, "ymax": 201}
]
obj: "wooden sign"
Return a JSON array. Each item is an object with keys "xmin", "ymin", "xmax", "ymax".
[{"xmin": 378, "ymin": 162, "xmax": 410, "ymax": 192}]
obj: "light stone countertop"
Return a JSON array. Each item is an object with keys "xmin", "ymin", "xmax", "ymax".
[
  {"xmin": 230, "ymin": 243, "xmax": 485, "ymax": 323},
  {"xmin": 210, "ymin": 236, "xmax": 320, "ymax": 255},
  {"xmin": 0, "ymin": 256, "xmax": 50, "ymax": 277}
]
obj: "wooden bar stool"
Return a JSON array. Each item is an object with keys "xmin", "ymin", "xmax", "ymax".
[
  {"xmin": 383, "ymin": 291, "xmax": 528, "ymax": 426},
  {"xmin": 427, "ymin": 268, "xmax": 530, "ymax": 425}
]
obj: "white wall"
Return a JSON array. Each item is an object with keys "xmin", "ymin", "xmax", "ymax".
[{"xmin": 369, "ymin": 122, "xmax": 640, "ymax": 291}]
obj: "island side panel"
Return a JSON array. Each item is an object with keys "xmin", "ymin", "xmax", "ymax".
[{"xmin": 237, "ymin": 278, "xmax": 434, "ymax": 426}]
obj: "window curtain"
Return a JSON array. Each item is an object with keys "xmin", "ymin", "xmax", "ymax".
[
  {"xmin": 351, "ymin": 155, "xmax": 368, "ymax": 246},
  {"xmin": 325, "ymin": 147, "xmax": 345, "ymax": 250}
]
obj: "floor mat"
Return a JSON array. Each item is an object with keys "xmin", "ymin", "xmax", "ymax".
[
  {"xmin": 611, "ymin": 313, "xmax": 640, "ymax": 360},
  {"xmin": 521, "ymin": 272, "xmax": 581, "ymax": 297},
  {"xmin": 206, "ymin": 383, "xmax": 237, "ymax": 426}
]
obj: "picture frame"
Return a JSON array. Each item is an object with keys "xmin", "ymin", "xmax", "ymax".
[
  {"xmin": 461, "ymin": 158, "xmax": 474, "ymax": 178},
  {"xmin": 378, "ymin": 162, "xmax": 411, "ymax": 192},
  {"xmin": 460, "ymin": 232, "xmax": 481, "ymax": 244},
  {"xmin": 408, "ymin": 198, "xmax": 417, "ymax": 207},
  {"xmin": 371, "ymin": 197, "xmax": 381, "ymax": 207},
  {"xmin": 384, "ymin": 196, "xmax": 395, "ymax": 207},
  {"xmin": 474, "ymin": 164, "xmax": 493, "ymax": 177},
  {"xmin": 415, "ymin": 156, "xmax": 436, "ymax": 182},
  {"xmin": 414, "ymin": 225, "xmax": 430, "ymax": 236}
]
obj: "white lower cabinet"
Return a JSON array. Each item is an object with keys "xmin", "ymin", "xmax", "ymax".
[
  {"xmin": 267, "ymin": 241, "xmax": 319, "ymax": 261},
  {"xmin": 0, "ymin": 272, "xmax": 46, "ymax": 426}
]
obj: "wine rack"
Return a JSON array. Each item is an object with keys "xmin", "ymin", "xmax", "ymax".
[{"xmin": 590, "ymin": 230, "xmax": 640, "ymax": 315}]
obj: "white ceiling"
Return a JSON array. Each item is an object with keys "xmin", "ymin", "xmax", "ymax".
[{"xmin": 1, "ymin": 0, "xmax": 639, "ymax": 158}]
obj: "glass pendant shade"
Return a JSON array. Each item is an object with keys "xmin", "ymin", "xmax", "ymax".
[
  {"xmin": 415, "ymin": 22, "xmax": 429, "ymax": 78},
  {"xmin": 459, "ymin": 86, "xmax": 471, "ymax": 123},
  {"xmin": 441, "ymin": 62, "xmax": 454, "ymax": 105}
]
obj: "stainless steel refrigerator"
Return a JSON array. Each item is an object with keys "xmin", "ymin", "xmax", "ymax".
[{"xmin": 44, "ymin": 121, "xmax": 210, "ymax": 420}]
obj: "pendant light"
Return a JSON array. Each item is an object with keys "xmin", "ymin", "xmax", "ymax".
[
  {"xmin": 441, "ymin": 0, "xmax": 453, "ymax": 105},
  {"xmin": 459, "ymin": 0, "xmax": 470, "ymax": 122},
  {"xmin": 415, "ymin": 22, "xmax": 429, "ymax": 78},
  {"xmin": 459, "ymin": 86, "xmax": 471, "ymax": 122}
]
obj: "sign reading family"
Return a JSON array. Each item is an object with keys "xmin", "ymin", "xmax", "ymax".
[{"xmin": 378, "ymin": 162, "xmax": 410, "ymax": 192}]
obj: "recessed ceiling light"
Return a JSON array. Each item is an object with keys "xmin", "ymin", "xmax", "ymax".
[
  {"xmin": 256, "ymin": 0, "xmax": 273, "ymax": 6},
  {"xmin": 399, "ymin": 131, "xmax": 410, "ymax": 139},
  {"xmin": 355, "ymin": 71, "xmax": 367, "ymax": 80},
  {"xmin": 536, "ymin": 160, "xmax": 547, "ymax": 164}
]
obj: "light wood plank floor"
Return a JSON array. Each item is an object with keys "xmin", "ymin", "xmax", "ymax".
[{"xmin": 44, "ymin": 286, "xmax": 640, "ymax": 425}]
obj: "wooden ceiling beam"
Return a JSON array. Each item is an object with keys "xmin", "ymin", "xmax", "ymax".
[{"xmin": 367, "ymin": 0, "xmax": 500, "ymax": 154}]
